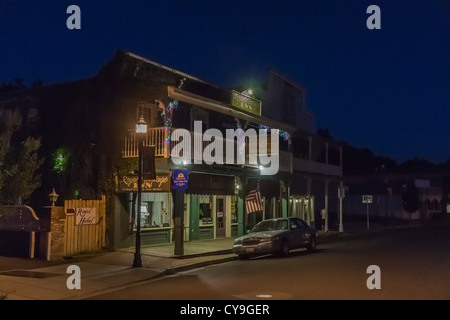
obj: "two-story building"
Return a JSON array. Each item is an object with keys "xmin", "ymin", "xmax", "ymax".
[
  {"xmin": 0, "ymin": 50, "xmax": 344, "ymax": 252},
  {"xmin": 109, "ymin": 51, "xmax": 343, "ymax": 247}
]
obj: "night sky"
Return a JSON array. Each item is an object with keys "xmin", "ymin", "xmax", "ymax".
[{"xmin": 1, "ymin": 0, "xmax": 449, "ymax": 164}]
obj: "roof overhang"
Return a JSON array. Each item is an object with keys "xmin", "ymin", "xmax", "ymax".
[{"xmin": 167, "ymin": 86, "xmax": 297, "ymax": 133}]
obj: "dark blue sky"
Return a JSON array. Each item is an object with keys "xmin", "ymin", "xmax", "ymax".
[{"xmin": 1, "ymin": 0, "xmax": 449, "ymax": 164}]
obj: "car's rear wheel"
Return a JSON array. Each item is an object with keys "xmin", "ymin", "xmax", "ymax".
[
  {"xmin": 307, "ymin": 236, "xmax": 317, "ymax": 253},
  {"xmin": 277, "ymin": 239, "xmax": 290, "ymax": 257}
]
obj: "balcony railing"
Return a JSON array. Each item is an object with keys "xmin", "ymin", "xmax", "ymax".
[
  {"xmin": 123, "ymin": 127, "xmax": 172, "ymax": 158},
  {"xmin": 122, "ymin": 127, "xmax": 293, "ymax": 173},
  {"xmin": 293, "ymin": 157, "xmax": 343, "ymax": 177},
  {"xmin": 279, "ymin": 150, "xmax": 293, "ymax": 174}
]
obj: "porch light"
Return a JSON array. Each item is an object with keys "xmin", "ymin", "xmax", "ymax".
[
  {"xmin": 48, "ymin": 188, "xmax": 59, "ymax": 206},
  {"xmin": 135, "ymin": 116, "xmax": 148, "ymax": 134}
]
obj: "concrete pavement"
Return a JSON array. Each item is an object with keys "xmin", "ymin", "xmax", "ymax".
[{"xmin": 0, "ymin": 220, "xmax": 410, "ymax": 300}]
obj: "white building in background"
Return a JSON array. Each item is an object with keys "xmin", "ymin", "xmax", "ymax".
[{"xmin": 343, "ymin": 176, "xmax": 444, "ymax": 224}]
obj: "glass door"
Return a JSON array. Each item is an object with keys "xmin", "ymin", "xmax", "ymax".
[{"xmin": 216, "ymin": 196, "xmax": 225, "ymax": 237}]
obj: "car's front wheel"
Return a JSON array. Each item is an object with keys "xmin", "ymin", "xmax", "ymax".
[
  {"xmin": 238, "ymin": 254, "xmax": 250, "ymax": 260},
  {"xmin": 277, "ymin": 239, "xmax": 290, "ymax": 257},
  {"xmin": 307, "ymin": 236, "xmax": 317, "ymax": 253}
]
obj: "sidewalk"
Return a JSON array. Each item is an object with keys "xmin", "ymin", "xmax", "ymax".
[{"xmin": 0, "ymin": 220, "xmax": 411, "ymax": 300}]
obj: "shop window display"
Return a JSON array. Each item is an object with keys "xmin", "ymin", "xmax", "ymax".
[
  {"xmin": 132, "ymin": 193, "xmax": 172, "ymax": 229},
  {"xmin": 199, "ymin": 195, "xmax": 213, "ymax": 224}
]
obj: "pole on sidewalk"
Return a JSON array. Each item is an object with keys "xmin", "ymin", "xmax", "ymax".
[
  {"xmin": 338, "ymin": 181, "xmax": 344, "ymax": 232},
  {"xmin": 132, "ymin": 136, "xmax": 144, "ymax": 268},
  {"xmin": 173, "ymin": 189, "xmax": 185, "ymax": 256},
  {"xmin": 366, "ymin": 203, "xmax": 370, "ymax": 231}
]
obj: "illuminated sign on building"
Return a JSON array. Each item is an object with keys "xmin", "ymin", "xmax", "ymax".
[
  {"xmin": 117, "ymin": 174, "xmax": 170, "ymax": 192},
  {"xmin": 172, "ymin": 169, "xmax": 189, "ymax": 190},
  {"xmin": 231, "ymin": 90, "xmax": 262, "ymax": 116}
]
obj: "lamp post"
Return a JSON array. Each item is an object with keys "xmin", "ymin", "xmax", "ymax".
[
  {"xmin": 133, "ymin": 116, "xmax": 147, "ymax": 268},
  {"xmin": 48, "ymin": 188, "xmax": 59, "ymax": 206}
]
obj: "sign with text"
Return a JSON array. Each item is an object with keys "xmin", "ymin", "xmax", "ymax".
[
  {"xmin": 172, "ymin": 169, "xmax": 189, "ymax": 190},
  {"xmin": 231, "ymin": 90, "xmax": 262, "ymax": 116},
  {"xmin": 117, "ymin": 174, "xmax": 170, "ymax": 192},
  {"xmin": 362, "ymin": 195, "xmax": 373, "ymax": 203},
  {"xmin": 75, "ymin": 207, "xmax": 97, "ymax": 225}
]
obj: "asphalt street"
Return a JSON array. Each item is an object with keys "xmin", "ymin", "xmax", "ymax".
[{"xmin": 87, "ymin": 223, "xmax": 450, "ymax": 300}]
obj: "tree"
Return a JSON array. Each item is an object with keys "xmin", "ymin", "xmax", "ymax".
[
  {"xmin": 0, "ymin": 109, "xmax": 21, "ymax": 190},
  {"xmin": 317, "ymin": 128, "xmax": 333, "ymax": 140},
  {"xmin": 402, "ymin": 179, "xmax": 419, "ymax": 214},
  {"xmin": 0, "ymin": 109, "xmax": 44, "ymax": 205},
  {"xmin": 400, "ymin": 157, "xmax": 436, "ymax": 174},
  {"xmin": 2, "ymin": 138, "xmax": 43, "ymax": 204}
]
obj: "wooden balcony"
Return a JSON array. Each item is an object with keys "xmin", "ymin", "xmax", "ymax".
[
  {"xmin": 122, "ymin": 127, "xmax": 293, "ymax": 173},
  {"xmin": 293, "ymin": 157, "xmax": 343, "ymax": 177},
  {"xmin": 123, "ymin": 127, "xmax": 172, "ymax": 158}
]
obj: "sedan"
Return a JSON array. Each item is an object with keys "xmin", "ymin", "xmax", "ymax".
[{"xmin": 232, "ymin": 217, "xmax": 318, "ymax": 259}]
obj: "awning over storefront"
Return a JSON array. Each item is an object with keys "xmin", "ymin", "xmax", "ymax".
[{"xmin": 186, "ymin": 173, "xmax": 235, "ymax": 195}]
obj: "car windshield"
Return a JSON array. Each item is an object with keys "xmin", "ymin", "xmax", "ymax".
[{"xmin": 250, "ymin": 219, "xmax": 288, "ymax": 232}]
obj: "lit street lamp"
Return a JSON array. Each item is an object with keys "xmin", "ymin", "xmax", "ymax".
[
  {"xmin": 48, "ymin": 188, "xmax": 59, "ymax": 206},
  {"xmin": 133, "ymin": 116, "xmax": 147, "ymax": 268}
]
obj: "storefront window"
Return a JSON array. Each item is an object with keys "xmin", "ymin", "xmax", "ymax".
[
  {"xmin": 199, "ymin": 195, "xmax": 213, "ymax": 224},
  {"xmin": 231, "ymin": 195, "xmax": 238, "ymax": 223},
  {"xmin": 133, "ymin": 193, "xmax": 172, "ymax": 229}
]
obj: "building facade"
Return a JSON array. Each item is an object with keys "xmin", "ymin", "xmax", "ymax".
[
  {"xmin": 0, "ymin": 50, "xmax": 344, "ymax": 252},
  {"xmin": 109, "ymin": 51, "xmax": 343, "ymax": 247}
]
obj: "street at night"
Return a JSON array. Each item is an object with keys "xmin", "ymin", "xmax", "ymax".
[
  {"xmin": 87, "ymin": 222, "xmax": 450, "ymax": 300},
  {"xmin": 1, "ymin": 2, "xmax": 449, "ymax": 308}
]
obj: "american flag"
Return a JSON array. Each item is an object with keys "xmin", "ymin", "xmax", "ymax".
[{"xmin": 245, "ymin": 189, "xmax": 263, "ymax": 214}]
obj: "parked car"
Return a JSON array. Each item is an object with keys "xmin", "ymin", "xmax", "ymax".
[{"xmin": 232, "ymin": 217, "xmax": 318, "ymax": 259}]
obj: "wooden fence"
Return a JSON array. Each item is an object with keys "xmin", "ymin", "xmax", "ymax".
[{"xmin": 64, "ymin": 195, "xmax": 106, "ymax": 256}]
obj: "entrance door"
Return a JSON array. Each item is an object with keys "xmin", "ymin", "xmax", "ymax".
[{"xmin": 216, "ymin": 197, "xmax": 225, "ymax": 237}]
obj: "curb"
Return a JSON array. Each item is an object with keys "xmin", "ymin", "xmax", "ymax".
[
  {"xmin": 75, "ymin": 255, "xmax": 238, "ymax": 300},
  {"xmin": 173, "ymin": 249, "xmax": 233, "ymax": 259},
  {"xmin": 170, "ymin": 256, "xmax": 238, "ymax": 273}
]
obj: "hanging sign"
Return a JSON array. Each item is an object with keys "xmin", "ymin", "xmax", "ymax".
[
  {"xmin": 172, "ymin": 169, "xmax": 189, "ymax": 190},
  {"xmin": 231, "ymin": 90, "xmax": 262, "ymax": 116}
]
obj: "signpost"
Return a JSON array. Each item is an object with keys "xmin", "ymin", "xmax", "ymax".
[
  {"xmin": 362, "ymin": 195, "xmax": 373, "ymax": 230},
  {"xmin": 172, "ymin": 169, "xmax": 189, "ymax": 256}
]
